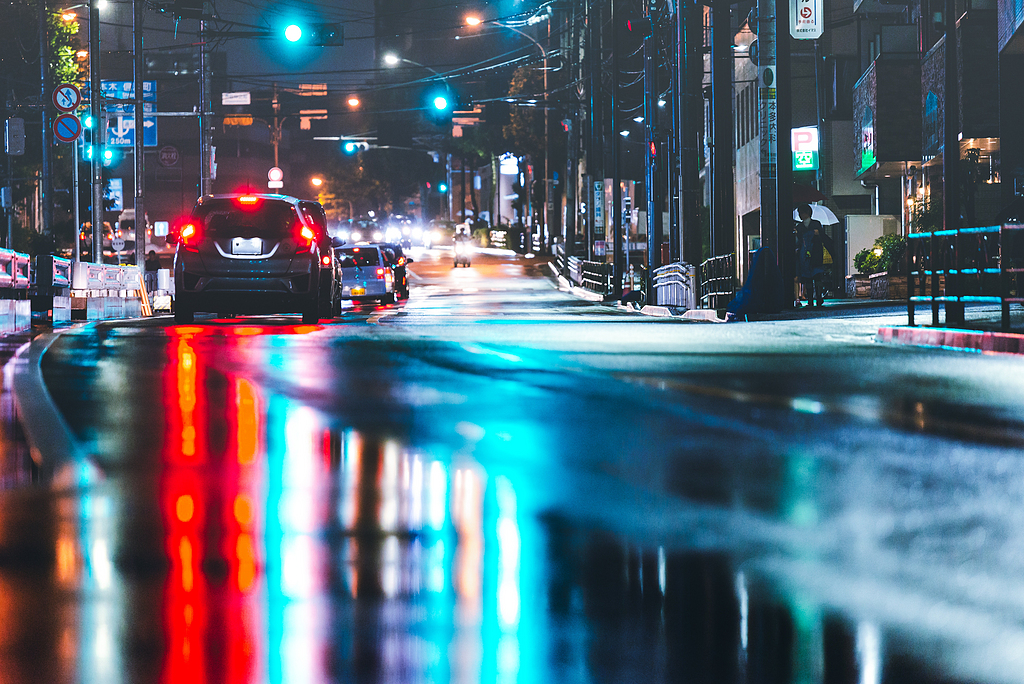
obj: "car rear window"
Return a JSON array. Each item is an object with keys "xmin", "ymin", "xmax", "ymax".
[
  {"xmin": 338, "ymin": 247, "xmax": 380, "ymax": 267},
  {"xmin": 193, "ymin": 198, "xmax": 298, "ymax": 238}
]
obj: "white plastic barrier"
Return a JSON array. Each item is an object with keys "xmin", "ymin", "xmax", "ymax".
[
  {"xmin": 71, "ymin": 262, "xmax": 146, "ymax": 320},
  {"xmin": 0, "ymin": 248, "xmax": 32, "ymax": 334}
]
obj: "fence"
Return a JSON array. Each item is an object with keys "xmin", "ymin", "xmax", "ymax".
[
  {"xmin": 653, "ymin": 262, "xmax": 698, "ymax": 309},
  {"xmin": 907, "ymin": 224, "xmax": 1024, "ymax": 331},
  {"xmin": 32, "ymin": 255, "xmax": 73, "ymax": 323},
  {"xmin": 699, "ymin": 253, "xmax": 736, "ymax": 309}
]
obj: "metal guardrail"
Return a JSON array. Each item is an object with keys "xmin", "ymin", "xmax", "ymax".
[
  {"xmin": 580, "ymin": 260, "xmax": 612, "ymax": 295},
  {"xmin": 908, "ymin": 224, "xmax": 1024, "ymax": 330},
  {"xmin": 654, "ymin": 262, "xmax": 697, "ymax": 309},
  {"xmin": 71, "ymin": 262, "xmax": 142, "ymax": 292},
  {"xmin": 699, "ymin": 253, "xmax": 735, "ymax": 309}
]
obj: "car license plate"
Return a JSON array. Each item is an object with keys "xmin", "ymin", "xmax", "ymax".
[
  {"xmin": 352, "ymin": 286, "xmax": 366, "ymax": 296},
  {"xmin": 231, "ymin": 237, "xmax": 262, "ymax": 255}
]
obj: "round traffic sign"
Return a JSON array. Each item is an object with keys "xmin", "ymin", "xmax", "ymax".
[
  {"xmin": 53, "ymin": 113, "xmax": 83, "ymax": 143},
  {"xmin": 52, "ymin": 83, "xmax": 82, "ymax": 112},
  {"xmin": 159, "ymin": 145, "xmax": 180, "ymax": 167},
  {"xmin": 111, "ymin": 237, "xmax": 126, "ymax": 252},
  {"xmin": 268, "ymin": 167, "xmax": 284, "ymax": 182}
]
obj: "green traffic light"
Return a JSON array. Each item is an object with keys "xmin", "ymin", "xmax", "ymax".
[
  {"xmin": 285, "ymin": 24, "xmax": 302, "ymax": 42},
  {"xmin": 433, "ymin": 96, "xmax": 449, "ymax": 111},
  {"xmin": 438, "ymin": 183, "xmax": 448, "ymax": 193}
]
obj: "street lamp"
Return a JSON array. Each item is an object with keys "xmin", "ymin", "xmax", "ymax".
[{"xmin": 465, "ymin": 14, "xmax": 551, "ymax": 253}]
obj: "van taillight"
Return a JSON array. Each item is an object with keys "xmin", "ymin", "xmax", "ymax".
[{"xmin": 375, "ymin": 267, "xmax": 386, "ymax": 279}]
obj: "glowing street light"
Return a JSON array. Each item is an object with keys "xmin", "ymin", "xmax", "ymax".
[
  {"xmin": 284, "ymin": 24, "xmax": 302, "ymax": 42},
  {"xmin": 347, "ymin": 96, "xmax": 360, "ymax": 108},
  {"xmin": 311, "ymin": 177, "xmax": 323, "ymax": 187}
]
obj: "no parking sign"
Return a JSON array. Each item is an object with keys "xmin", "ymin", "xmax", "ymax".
[{"xmin": 53, "ymin": 113, "xmax": 82, "ymax": 143}]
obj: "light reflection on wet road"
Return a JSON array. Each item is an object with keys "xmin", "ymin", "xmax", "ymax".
[{"xmin": 2, "ymin": 248, "xmax": 1024, "ymax": 683}]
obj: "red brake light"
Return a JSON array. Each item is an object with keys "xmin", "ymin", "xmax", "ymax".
[
  {"xmin": 321, "ymin": 254, "xmax": 331, "ymax": 267},
  {"xmin": 375, "ymin": 267, "xmax": 386, "ymax": 279},
  {"xmin": 300, "ymin": 226, "xmax": 315, "ymax": 242},
  {"xmin": 296, "ymin": 224, "xmax": 316, "ymax": 254},
  {"xmin": 397, "ymin": 256, "xmax": 405, "ymax": 266},
  {"xmin": 237, "ymin": 195, "xmax": 260, "ymax": 205},
  {"xmin": 180, "ymin": 223, "xmax": 201, "ymax": 251}
]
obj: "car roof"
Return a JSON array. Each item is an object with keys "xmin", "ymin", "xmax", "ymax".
[{"xmin": 197, "ymin": 193, "xmax": 313, "ymax": 206}]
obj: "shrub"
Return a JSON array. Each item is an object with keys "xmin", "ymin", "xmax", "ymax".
[{"xmin": 854, "ymin": 233, "xmax": 906, "ymax": 275}]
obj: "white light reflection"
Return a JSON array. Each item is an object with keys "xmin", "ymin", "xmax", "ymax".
[
  {"xmin": 428, "ymin": 539, "xmax": 446, "ymax": 593},
  {"xmin": 736, "ymin": 571, "xmax": 749, "ymax": 651},
  {"xmin": 380, "ymin": 441, "xmax": 400, "ymax": 531},
  {"xmin": 658, "ymin": 546, "xmax": 666, "ymax": 595},
  {"xmin": 281, "ymin": 535, "xmax": 317, "ymax": 599},
  {"xmin": 496, "ymin": 477, "xmax": 521, "ymax": 631},
  {"xmin": 410, "ymin": 456, "xmax": 424, "ymax": 529},
  {"xmin": 340, "ymin": 430, "xmax": 362, "ymax": 530},
  {"xmin": 90, "ymin": 538, "xmax": 113, "ymax": 590},
  {"xmin": 281, "ymin": 406, "xmax": 319, "ymax": 533},
  {"xmin": 857, "ymin": 621, "xmax": 881, "ymax": 684},
  {"xmin": 428, "ymin": 461, "xmax": 448, "ymax": 531},
  {"xmin": 382, "ymin": 536, "xmax": 401, "ymax": 598}
]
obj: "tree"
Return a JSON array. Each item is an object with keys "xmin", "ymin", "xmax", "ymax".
[
  {"xmin": 323, "ymin": 147, "xmax": 438, "ymax": 218},
  {"xmin": 502, "ymin": 67, "xmax": 544, "ymax": 163}
]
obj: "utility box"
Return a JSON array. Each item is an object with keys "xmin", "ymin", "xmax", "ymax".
[{"xmin": 844, "ymin": 214, "xmax": 898, "ymax": 277}]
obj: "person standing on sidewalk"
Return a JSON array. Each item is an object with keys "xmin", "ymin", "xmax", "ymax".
[
  {"xmin": 144, "ymin": 250, "xmax": 161, "ymax": 293},
  {"xmin": 795, "ymin": 204, "xmax": 826, "ymax": 307}
]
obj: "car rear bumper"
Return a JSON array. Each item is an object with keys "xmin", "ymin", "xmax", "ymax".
[{"xmin": 340, "ymin": 281, "xmax": 389, "ymax": 298}]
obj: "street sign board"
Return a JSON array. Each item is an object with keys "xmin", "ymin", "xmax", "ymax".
[
  {"xmin": 106, "ymin": 178, "xmax": 124, "ymax": 212},
  {"xmin": 792, "ymin": 126, "xmax": 819, "ymax": 170},
  {"xmin": 53, "ymin": 83, "xmax": 83, "ymax": 112},
  {"xmin": 221, "ymin": 91, "xmax": 251, "ymax": 105},
  {"xmin": 5, "ymin": 118, "xmax": 25, "ymax": 155},
  {"xmin": 99, "ymin": 81, "xmax": 158, "ymax": 147},
  {"xmin": 111, "ymin": 237, "xmax": 126, "ymax": 252},
  {"xmin": 791, "ymin": 0, "xmax": 824, "ymax": 39},
  {"xmin": 53, "ymin": 113, "xmax": 83, "ymax": 143}
]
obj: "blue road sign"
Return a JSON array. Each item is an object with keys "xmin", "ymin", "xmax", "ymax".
[
  {"xmin": 53, "ymin": 113, "xmax": 82, "ymax": 143},
  {"xmin": 91, "ymin": 81, "xmax": 158, "ymax": 148}
]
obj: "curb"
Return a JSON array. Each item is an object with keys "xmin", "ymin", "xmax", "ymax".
[{"xmin": 876, "ymin": 326, "xmax": 1024, "ymax": 356}]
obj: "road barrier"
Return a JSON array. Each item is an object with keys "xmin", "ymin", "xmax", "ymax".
[
  {"xmin": 653, "ymin": 262, "xmax": 698, "ymax": 309},
  {"xmin": 0, "ymin": 249, "xmax": 31, "ymax": 334},
  {"xmin": 31, "ymin": 255, "xmax": 74, "ymax": 323},
  {"xmin": 580, "ymin": 260, "xmax": 612, "ymax": 295},
  {"xmin": 699, "ymin": 253, "xmax": 736, "ymax": 309},
  {"xmin": 908, "ymin": 224, "xmax": 1024, "ymax": 331},
  {"xmin": 71, "ymin": 262, "xmax": 147, "ymax": 320}
]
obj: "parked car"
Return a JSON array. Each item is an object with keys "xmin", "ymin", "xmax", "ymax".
[
  {"xmin": 172, "ymin": 193, "xmax": 334, "ymax": 324},
  {"xmin": 381, "ymin": 242, "xmax": 414, "ymax": 299},
  {"xmin": 335, "ymin": 244, "xmax": 396, "ymax": 305}
]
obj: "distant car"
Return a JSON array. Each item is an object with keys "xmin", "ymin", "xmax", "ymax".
[
  {"xmin": 336, "ymin": 244, "xmax": 397, "ymax": 305},
  {"xmin": 381, "ymin": 242, "xmax": 414, "ymax": 298},
  {"xmin": 172, "ymin": 193, "xmax": 334, "ymax": 324}
]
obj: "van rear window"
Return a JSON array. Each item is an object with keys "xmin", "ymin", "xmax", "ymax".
[
  {"xmin": 193, "ymin": 199, "xmax": 297, "ymax": 238},
  {"xmin": 338, "ymin": 248, "xmax": 380, "ymax": 267}
]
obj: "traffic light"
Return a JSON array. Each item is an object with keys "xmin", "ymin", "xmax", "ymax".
[
  {"xmin": 283, "ymin": 22, "xmax": 344, "ymax": 46},
  {"xmin": 342, "ymin": 140, "xmax": 370, "ymax": 154},
  {"xmin": 425, "ymin": 84, "xmax": 455, "ymax": 126},
  {"xmin": 437, "ymin": 183, "xmax": 448, "ymax": 194}
]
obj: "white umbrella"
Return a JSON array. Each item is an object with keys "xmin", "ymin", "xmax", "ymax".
[{"xmin": 793, "ymin": 204, "xmax": 839, "ymax": 225}]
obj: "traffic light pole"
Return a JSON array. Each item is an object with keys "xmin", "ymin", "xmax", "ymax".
[
  {"xmin": 199, "ymin": 20, "xmax": 212, "ymax": 196},
  {"xmin": 133, "ymin": 0, "xmax": 145, "ymax": 269},
  {"xmin": 643, "ymin": 0, "xmax": 660, "ymax": 305},
  {"xmin": 90, "ymin": 0, "xmax": 104, "ymax": 263},
  {"xmin": 611, "ymin": 0, "xmax": 623, "ymax": 300},
  {"xmin": 39, "ymin": 0, "xmax": 53, "ymax": 239}
]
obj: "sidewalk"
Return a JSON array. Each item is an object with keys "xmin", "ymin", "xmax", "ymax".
[{"xmin": 642, "ymin": 296, "xmax": 1024, "ymax": 357}]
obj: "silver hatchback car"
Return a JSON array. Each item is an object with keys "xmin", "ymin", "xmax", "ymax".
[{"xmin": 173, "ymin": 194, "xmax": 334, "ymax": 323}]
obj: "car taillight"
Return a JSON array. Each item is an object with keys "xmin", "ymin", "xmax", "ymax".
[
  {"xmin": 180, "ymin": 223, "xmax": 201, "ymax": 251},
  {"xmin": 375, "ymin": 267, "xmax": 386, "ymax": 279},
  {"xmin": 297, "ymin": 224, "xmax": 315, "ymax": 253},
  {"xmin": 397, "ymin": 256, "xmax": 406, "ymax": 266},
  {"xmin": 321, "ymin": 254, "xmax": 332, "ymax": 267}
]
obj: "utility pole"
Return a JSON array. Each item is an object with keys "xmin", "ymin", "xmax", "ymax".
[
  {"xmin": 133, "ymin": 0, "xmax": 145, "ymax": 268},
  {"xmin": 643, "ymin": 0, "xmax": 661, "ymax": 304},
  {"xmin": 39, "ymin": 0, "xmax": 53, "ymax": 239},
  {"xmin": 611, "ymin": 0, "xmax": 623, "ymax": 300},
  {"xmin": 563, "ymin": 0, "xmax": 580, "ymax": 274},
  {"xmin": 711, "ymin": 0, "xmax": 735, "ymax": 258},
  {"xmin": 943, "ymin": 0, "xmax": 963, "ymax": 323},
  {"xmin": 199, "ymin": 19, "xmax": 211, "ymax": 196},
  {"xmin": 90, "ymin": 0, "xmax": 104, "ymax": 262},
  {"xmin": 587, "ymin": 0, "xmax": 604, "ymax": 262},
  {"xmin": 679, "ymin": 0, "xmax": 703, "ymax": 266}
]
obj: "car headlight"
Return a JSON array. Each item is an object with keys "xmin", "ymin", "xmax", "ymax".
[
  {"xmin": 373, "ymin": 231, "xmax": 383, "ymax": 241},
  {"xmin": 351, "ymin": 231, "xmax": 362, "ymax": 241}
]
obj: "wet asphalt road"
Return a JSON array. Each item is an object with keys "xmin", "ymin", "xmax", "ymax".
[{"xmin": 2, "ymin": 246, "xmax": 1024, "ymax": 683}]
